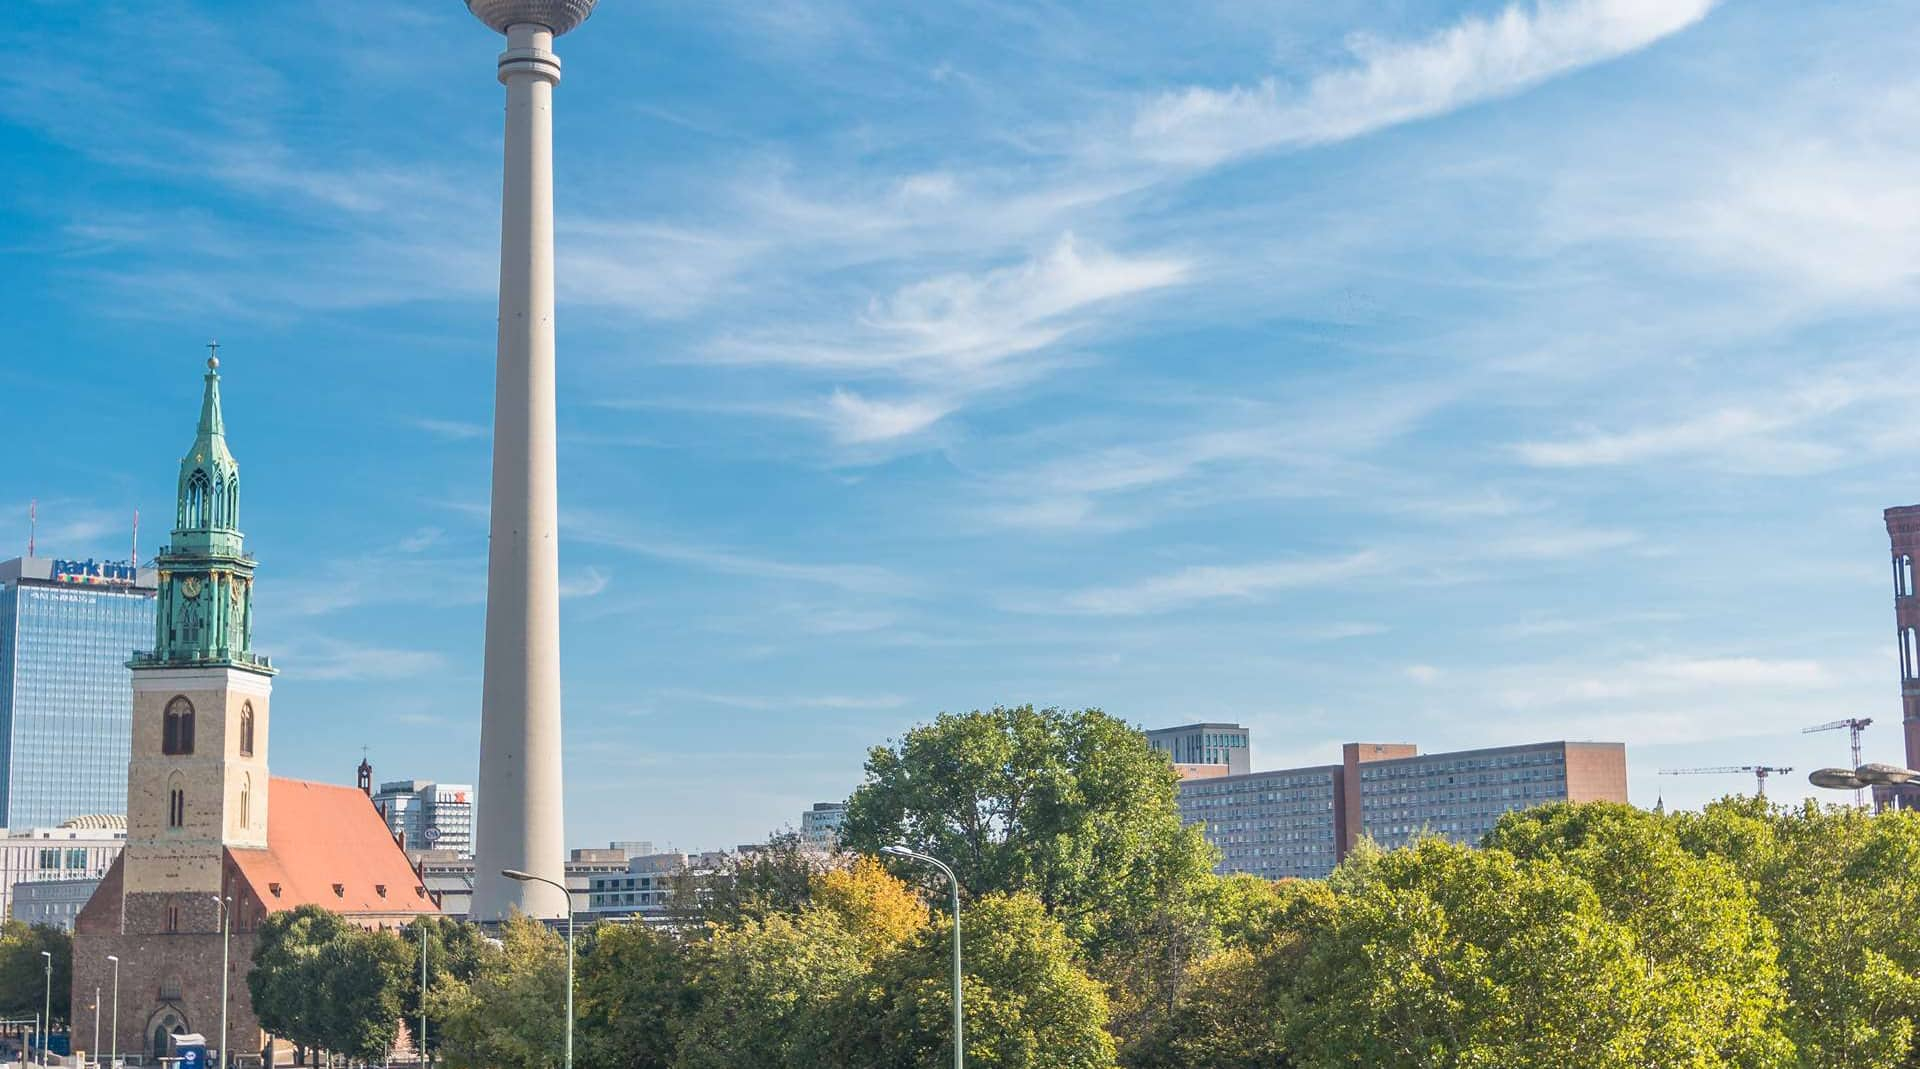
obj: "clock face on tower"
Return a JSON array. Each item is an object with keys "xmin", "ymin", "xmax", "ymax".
[{"xmin": 182, "ymin": 576, "xmax": 202, "ymax": 599}]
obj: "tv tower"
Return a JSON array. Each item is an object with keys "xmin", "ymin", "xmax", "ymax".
[{"xmin": 465, "ymin": 0, "xmax": 597, "ymax": 921}]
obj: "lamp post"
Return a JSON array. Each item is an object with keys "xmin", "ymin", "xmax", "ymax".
[
  {"xmin": 91, "ymin": 987, "xmax": 99, "ymax": 1069},
  {"xmin": 106, "ymin": 956, "xmax": 119, "ymax": 1069},
  {"xmin": 881, "ymin": 846, "xmax": 963, "ymax": 1069},
  {"xmin": 418, "ymin": 921, "xmax": 430, "ymax": 1069},
  {"xmin": 501, "ymin": 869, "xmax": 572, "ymax": 1069},
  {"xmin": 210, "ymin": 896, "xmax": 231, "ymax": 1069},
  {"xmin": 39, "ymin": 950, "xmax": 51, "ymax": 1068}
]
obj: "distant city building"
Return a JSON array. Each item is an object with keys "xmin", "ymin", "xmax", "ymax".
[
  {"xmin": 12, "ymin": 876, "xmax": 101, "ymax": 930},
  {"xmin": 1883, "ymin": 506, "xmax": 1920, "ymax": 809},
  {"xmin": 587, "ymin": 850, "xmax": 731, "ymax": 922},
  {"xmin": 0, "ymin": 815, "xmax": 125, "ymax": 922},
  {"xmin": 1179, "ymin": 764, "xmax": 1341, "ymax": 880},
  {"xmin": 801, "ymin": 801, "xmax": 846, "ymax": 846},
  {"xmin": 1172, "ymin": 737, "xmax": 1628, "ymax": 880},
  {"xmin": 1146, "ymin": 723, "xmax": 1252, "ymax": 776},
  {"xmin": 0, "ymin": 556, "xmax": 157, "ymax": 828},
  {"xmin": 372, "ymin": 779, "xmax": 475, "ymax": 857},
  {"xmin": 420, "ymin": 842, "xmax": 640, "ymax": 918}
]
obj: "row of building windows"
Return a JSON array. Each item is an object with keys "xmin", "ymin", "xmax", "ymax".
[{"xmin": 1358, "ymin": 750, "xmax": 1566, "ymax": 781}]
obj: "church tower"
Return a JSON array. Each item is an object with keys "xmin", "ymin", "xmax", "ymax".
[{"xmin": 123, "ymin": 354, "xmax": 275, "ymax": 896}]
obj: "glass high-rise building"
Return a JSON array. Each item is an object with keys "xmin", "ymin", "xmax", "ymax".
[{"xmin": 0, "ymin": 556, "xmax": 157, "ymax": 828}]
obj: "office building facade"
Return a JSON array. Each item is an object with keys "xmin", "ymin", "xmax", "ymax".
[
  {"xmin": 372, "ymin": 778, "xmax": 476, "ymax": 857},
  {"xmin": 0, "ymin": 816, "xmax": 126, "ymax": 922},
  {"xmin": 1172, "ymin": 736, "xmax": 1628, "ymax": 880},
  {"xmin": 1146, "ymin": 722, "xmax": 1252, "ymax": 775},
  {"xmin": 12, "ymin": 876, "xmax": 101, "ymax": 930},
  {"xmin": 0, "ymin": 557, "xmax": 157, "ymax": 829},
  {"xmin": 801, "ymin": 801, "xmax": 845, "ymax": 846},
  {"xmin": 1177, "ymin": 765, "xmax": 1340, "ymax": 880}
]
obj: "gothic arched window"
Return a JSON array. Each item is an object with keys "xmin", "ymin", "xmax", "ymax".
[
  {"xmin": 227, "ymin": 475, "xmax": 240, "ymax": 527},
  {"xmin": 163, "ymin": 697, "xmax": 195, "ymax": 756},
  {"xmin": 239, "ymin": 703, "xmax": 255, "ymax": 757},
  {"xmin": 185, "ymin": 470, "xmax": 212, "ymax": 528},
  {"xmin": 167, "ymin": 772, "xmax": 186, "ymax": 829},
  {"xmin": 240, "ymin": 774, "xmax": 252, "ymax": 829}
]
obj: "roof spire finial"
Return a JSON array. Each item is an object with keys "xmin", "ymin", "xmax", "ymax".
[{"xmin": 207, "ymin": 339, "xmax": 220, "ymax": 370}]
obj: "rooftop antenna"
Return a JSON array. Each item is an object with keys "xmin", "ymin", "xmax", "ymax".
[
  {"xmin": 26, "ymin": 500, "xmax": 35, "ymax": 558},
  {"xmin": 131, "ymin": 509, "xmax": 139, "ymax": 568}
]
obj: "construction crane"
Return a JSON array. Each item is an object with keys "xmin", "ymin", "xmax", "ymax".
[
  {"xmin": 1804, "ymin": 718, "xmax": 1873, "ymax": 806},
  {"xmin": 1659, "ymin": 765, "xmax": 1793, "ymax": 797}
]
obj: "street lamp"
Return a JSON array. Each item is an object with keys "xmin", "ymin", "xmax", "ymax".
[
  {"xmin": 501, "ymin": 869, "xmax": 572, "ymax": 1069},
  {"xmin": 418, "ymin": 921, "xmax": 430, "ymax": 1069},
  {"xmin": 881, "ymin": 846, "xmax": 963, "ymax": 1069},
  {"xmin": 210, "ymin": 896, "xmax": 231, "ymax": 1069},
  {"xmin": 1810, "ymin": 763, "xmax": 1920, "ymax": 810},
  {"xmin": 40, "ymin": 949, "xmax": 52, "ymax": 1068},
  {"xmin": 91, "ymin": 987, "xmax": 99, "ymax": 1069},
  {"xmin": 106, "ymin": 956, "xmax": 119, "ymax": 1069}
]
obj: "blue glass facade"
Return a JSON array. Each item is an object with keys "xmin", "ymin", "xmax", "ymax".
[{"xmin": 0, "ymin": 562, "xmax": 156, "ymax": 829}]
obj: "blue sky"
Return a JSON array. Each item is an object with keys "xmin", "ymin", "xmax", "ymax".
[{"xmin": 4, "ymin": 0, "xmax": 1917, "ymax": 849}]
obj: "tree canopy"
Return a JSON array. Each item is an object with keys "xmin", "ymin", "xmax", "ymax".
[
  {"xmin": 0, "ymin": 922, "xmax": 69, "ymax": 1025},
  {"xmin": 236, "ymin": 703, "xmax": 1920, "ymax": 1069},
  {"xmin": 839, "ymin": 705, "xmax": 1217, "ymax": 949}
]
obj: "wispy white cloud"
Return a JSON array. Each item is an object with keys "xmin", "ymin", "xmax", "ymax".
[
  {"xmin": 1036, "ymin": 551, "xmax": 1381, "ymax": 616},
  {"xmin": 713, "ymin": 233, "xmax": 1188, "ymax": 376},
  {"xmin": 1481, "ymin": 527, "xmax": 1640, "ymax": 561},
  {"xmin": 397, "ymin": 527, "xmax": 445, "ymax": 553},
  {"xmin": 568, "ymin": 514, "xmax": 911, "ymax": 597},
  {"xmin": 824, "ymin": 389, "xmax": 955, "ymax": 444},
  {"xmin": 283, "ymin": 637, "xmax": 448, "ymax": 682},
  {"xmin": 1511, "ymin": 370, "xmax": 1903, "ymax": 472},
  {"xmin": 416, "ymin": 419, "xmax": 487, "ymax": 442},
  {"xmin": 659, "ymin": 689, "xmax": 907, "ymax": 712},
  {"xmin": 1131, "ymin": 0, "xmax": 1719, "ymax": 166},
  {"xmin": 560, "ymin": 566, "xmax": 611, "ymax": 599}
]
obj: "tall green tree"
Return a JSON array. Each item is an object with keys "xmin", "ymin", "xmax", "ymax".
[
  {"xmin": 846, "ymin": 891, "xmax": 1119, "ymax": 1069},
  {"xmin": 1673, "ymin": 799, "xmax": 1920, "ymax": 1069},
  {"xmin": 398, "ymin": 915, "xmax": 491, "ymax": 1062},
  {"xmin": 840, "ymin": 705, "xmax": 1216, "ymax": 949},
  {"xmin": 1484, "ymin": 802, "xmax": 1792, "ymax": 1066},
  {"xmin": 0, "ymin": 922, "xmax": 69, "ymax": 1025},
  {"xmin": 577, "ymin": 923, "xmax": 694, "ymax": 1069},
  {"xmin": 250, "ymin": 906, "xmax": 352, "ymax": 1057},
  {"xmin": 315, "ymin": 927, "xmax": 413, "ymax": 1062},
  {"xmin": 1282, "ymin": 837, "xmax": 1742, "ymax": 1069},
  {"xmin": 437, "ymin": 914, "xmax": 567, "ymax": 1069},
  {"xmin": 673, "ymin": 908, "xmax": 867, "ymax": 1069}
]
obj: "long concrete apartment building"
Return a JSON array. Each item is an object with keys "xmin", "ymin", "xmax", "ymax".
[{"xmin": 1173, "ymin": 737, "xmax": 1628, "ymax": 880}]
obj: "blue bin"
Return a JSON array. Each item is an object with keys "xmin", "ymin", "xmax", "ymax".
[{"xmin": 171, "ymin": 1032, "xmax": 209, "ymax": 1069}]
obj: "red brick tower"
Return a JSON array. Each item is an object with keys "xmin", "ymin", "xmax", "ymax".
[{"xmin": 1884, "ymin": 507, "xmax": 1920, "ymax": 773}]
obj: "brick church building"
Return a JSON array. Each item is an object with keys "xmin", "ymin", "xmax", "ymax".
[{"xmin": 72, "ymin": 356, "xmax": 436, "ymax": 1065}]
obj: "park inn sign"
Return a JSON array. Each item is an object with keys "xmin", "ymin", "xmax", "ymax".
[{"xmin": 50, "ymin": 558, "xmax": 139, "ymax": 587}]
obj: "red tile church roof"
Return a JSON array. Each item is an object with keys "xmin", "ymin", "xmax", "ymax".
[{"xmin": 227, "ymin": 777, "xmax": 437, "ymax": 915}]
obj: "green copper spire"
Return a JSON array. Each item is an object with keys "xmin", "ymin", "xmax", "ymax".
[{"xmin": 135, "ymin": 350, "xmax": 273, "ymax": 674}]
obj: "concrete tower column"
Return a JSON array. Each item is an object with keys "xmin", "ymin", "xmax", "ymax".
[{"xmin": 467, "ymin": 0, "xmax": 596, "ymax": 922}]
